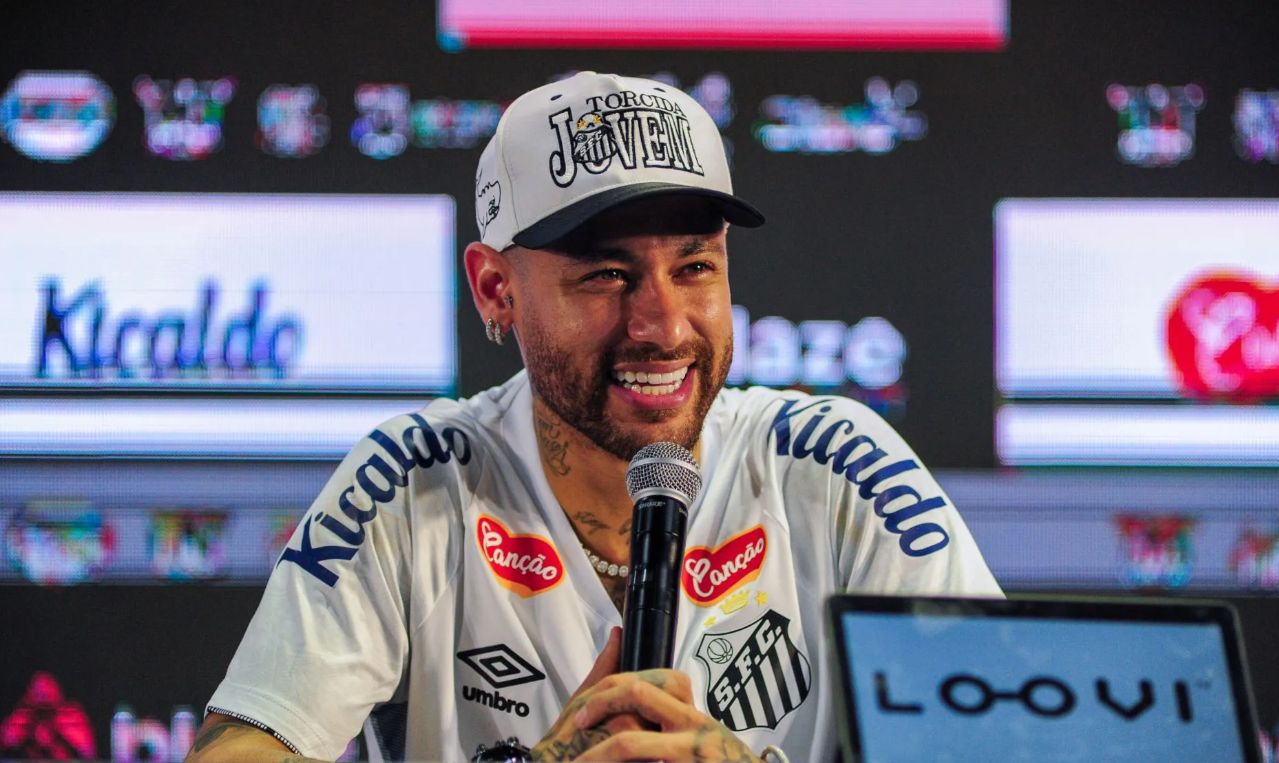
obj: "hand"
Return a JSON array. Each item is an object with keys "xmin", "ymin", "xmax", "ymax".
[
  {"xmin": 531, "ymin": 626, "xmax": 649, "ymax": 761},
  {"xmin": 570, "ymin": 670, "xmax": 760, "ymax": 763},
  {"xmin": 529, "ymin": 626, "xmax": 761, "ymax": 763}
]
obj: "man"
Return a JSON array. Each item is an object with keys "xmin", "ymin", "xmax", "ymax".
[{"xmin": 188, "ymin": 72, "xmax": 1000, "ymax": 763}]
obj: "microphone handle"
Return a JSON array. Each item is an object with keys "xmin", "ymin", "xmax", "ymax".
[{"xmin": 620, "ymin": 494, "xmax": 688, "ymax": 672}]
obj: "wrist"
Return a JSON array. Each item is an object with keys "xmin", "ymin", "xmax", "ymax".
[{"xmin": 471, "ymin": 737, "xmax": 531, "ymax": 763}]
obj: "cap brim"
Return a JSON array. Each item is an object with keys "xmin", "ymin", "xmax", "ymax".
[{"xmin": 511, "ymin": 182, "xmax": 765, "ymax": 250}]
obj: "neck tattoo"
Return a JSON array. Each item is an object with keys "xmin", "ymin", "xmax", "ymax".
[{"xmin": 535, "ymin": 414, "xmax": 571, "ymax": 477}]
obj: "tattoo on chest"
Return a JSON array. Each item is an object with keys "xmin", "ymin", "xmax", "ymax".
[
  {"xmin": 602, "ymin": 574, "xmax": 627, "ymax": 614},
  {"xmin": 535, "ymin": 415, "xmax": 571, "ymax": 476},
  {"xmin": 573, "ymin": 511, "xmax": 611, "ymax": 535}
]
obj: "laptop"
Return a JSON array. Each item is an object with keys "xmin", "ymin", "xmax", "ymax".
[{"xmin": 827, "ymin": 595, "xmax": 1262, "ymax": 762}]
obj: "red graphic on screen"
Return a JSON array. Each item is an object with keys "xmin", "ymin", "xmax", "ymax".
[
  {"xmin": 1166, "ymin": 272, "xmax": 1279, "ymax": 400},
  {"xmin": 1115, "ymin": 514, "xmax": 1196, "ymax": 588},
  {"xmin": 0, "ymin": 672, "xmax": 97, "ymax": 760},
  {"xmin": 1229, "ymin": 528, "xmax": 1279, "ymax": 588}
]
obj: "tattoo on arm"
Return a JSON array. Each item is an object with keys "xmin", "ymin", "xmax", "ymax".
[
  {"xmin": 192, "ymin": 720, "xmax": 251, "ymax": 753},
  {"xmin": 532, "ymin": 727, "xmax": 611, "ymax": 762},
  {"xmin": 535, "ymin": 415, "xmax": 571, "ymax": 476},
  {"xmin": 573, "ymin": 511, "xmax": 611, "ymax": 535},
  {"xmin": 189, "ymin": 719, "xmax": 325, "ymax": 762}
]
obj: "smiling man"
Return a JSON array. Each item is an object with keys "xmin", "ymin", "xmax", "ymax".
[{"xmin": 189, "ymin": 72, "xmax": 1000, "ymax": 763}]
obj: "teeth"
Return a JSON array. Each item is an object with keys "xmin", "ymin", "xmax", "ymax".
[{"xmin": 611, "ymin": 365, "xmax": 690, "ymax": 396}]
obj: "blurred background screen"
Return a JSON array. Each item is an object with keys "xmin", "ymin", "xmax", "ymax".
[{"xmin": 1, "ymin": 1, "xmax": 1277, "ymax": 760}]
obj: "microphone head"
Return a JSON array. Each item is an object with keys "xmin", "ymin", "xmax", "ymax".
[{"xmin": 626, "ymin": 442, "xmax": 703, "ymax": 505}]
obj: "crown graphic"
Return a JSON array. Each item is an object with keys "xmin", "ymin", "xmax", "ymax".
[{"xmin": 719, "ymin": 588, "xmax": 751, "ymax": 615}]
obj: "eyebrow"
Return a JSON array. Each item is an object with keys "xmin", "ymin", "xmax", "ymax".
[{"xmin": 557, "ymin": 237, "xmax": 719, "ymax": 263}]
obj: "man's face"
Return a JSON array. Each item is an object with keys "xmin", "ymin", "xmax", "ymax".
[{"xmin": 511, "ymin": 197, "xmax": 734, "ymax": 460}]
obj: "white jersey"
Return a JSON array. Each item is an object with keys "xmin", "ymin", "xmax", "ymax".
[{"xmin": 208, "ymin": 371, "xmax": 1001, "ymax": 762}]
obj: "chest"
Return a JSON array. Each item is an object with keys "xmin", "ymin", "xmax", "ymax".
[{"xmin": 439, "ymin": 484, "xmax": 833, "ymax": 758}]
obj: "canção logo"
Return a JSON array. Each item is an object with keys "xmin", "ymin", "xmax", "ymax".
[
  {"xmin": 476, "ymin": 515, "xmax": 564, "ymax": 597},
  {"xmin": 682, "ymin": 525, "xmax": 767, "ymax": 606},
  {"xmin": 1165, "ymin": 271, "xmax": 1279, "ymax": 400}
]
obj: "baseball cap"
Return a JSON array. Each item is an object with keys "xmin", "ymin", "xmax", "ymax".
[{"xmin": 474, "ymin": 71, "xmax": 764, "ymax": 251}]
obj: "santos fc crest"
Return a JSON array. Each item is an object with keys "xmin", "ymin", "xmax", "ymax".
[{"xmin": 695, "ymin": 609, "xmax": 811, "ymax": 732}]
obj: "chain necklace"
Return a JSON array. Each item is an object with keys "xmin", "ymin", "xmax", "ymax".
[{"xmin": 581, "ymin": 545, "xmax": 629, "ymax": 578}]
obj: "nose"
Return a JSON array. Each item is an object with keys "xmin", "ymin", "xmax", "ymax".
[{"xmin": 626, "ymin": 277, "xmax": 690, "ymax": 351}]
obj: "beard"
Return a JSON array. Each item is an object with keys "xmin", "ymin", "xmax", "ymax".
[{"xmin": 521, "ymin": 326, "xmax": 732, "ymax": 461}]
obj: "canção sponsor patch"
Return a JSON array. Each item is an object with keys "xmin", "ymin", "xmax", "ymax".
[
  {"xmin": 682, "ymin": 525, "xmax": 767, "ymax": 607},
  {"xmin": 476, "ymin": 514, "xmax": 564, "ymax": 597}
]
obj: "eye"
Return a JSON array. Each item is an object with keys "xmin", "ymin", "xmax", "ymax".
[
  {"xmin": 587, "ymin": 268, "xmax": 628, "ymax": 283},
  {"xmin": 680, "ymin": 261, "xmax": 716, "ymax": 277}
]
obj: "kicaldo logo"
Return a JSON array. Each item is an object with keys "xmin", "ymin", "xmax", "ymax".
[
  {"xmin": 1165, "ymin": 271, "xmax": 1279, "ymax": 400},
  {"xmin": 682, "ymin": 525, "xmax": 768, "ymax": 607},
  {"xmin": 476, "ymin": 514, "xmax": 564, "ymax": 597}
]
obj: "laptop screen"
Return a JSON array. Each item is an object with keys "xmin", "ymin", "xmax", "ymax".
[{"xmin": 829, "ymin": 597, "xmax": 1259, "ymax": 763}]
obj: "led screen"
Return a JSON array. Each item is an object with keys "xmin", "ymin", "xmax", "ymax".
[
  {"xmin": 437, "ymin": 0, "xmax": 1007, "ymax": 51},
  {"xmin": 995, "ymin": 199, "xmax": 1279, "ymax": 466},
  {"xmin": 0, "ymin": 192, "xmax": 456, "ymax": 393}
]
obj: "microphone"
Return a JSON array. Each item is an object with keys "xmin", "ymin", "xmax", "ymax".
[{"xmin": 620, "ymin": 442, "xmax": 703, "ymax": 672}]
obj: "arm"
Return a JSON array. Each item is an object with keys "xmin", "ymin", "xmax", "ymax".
[
  {"xmin": 184, "ymin": 713, "xmax": 327, "ymax": 763},
  {"xmin": 200, "ymin": 413, "xmax": 457, "ymax": 759}
]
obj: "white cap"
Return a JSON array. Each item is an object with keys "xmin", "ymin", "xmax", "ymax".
[{"xmin": 474, "ymin": 71, "xmax": 764, "ymax": 250}]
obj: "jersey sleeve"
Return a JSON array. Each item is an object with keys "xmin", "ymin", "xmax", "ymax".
[
  {"xmin": 766, "ymin": 393, "xmax": 1002, "ymax": 598},
  {"xmin": 206, "ymin": 411, "xmax": 467, "ymax": 759}
]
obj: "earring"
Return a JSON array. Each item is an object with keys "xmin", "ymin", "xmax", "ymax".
[
  {"xmin": 485, "ymin": 316, "xmax": 505, "ymax": 346},
  {"xmin": 504, "ymin": 294, "xmax": 514, "ymax": 308}
]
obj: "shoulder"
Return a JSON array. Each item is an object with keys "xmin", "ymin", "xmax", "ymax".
[
  {"xmin": 713, "ymin": 386, "xmax": 947, "ymax": 541},
  {"xmin": 714, "ymin": 385, "xmax": 908, "ymax": 466},
  {"xmin": 354, "ymin": 373, "xmax": 527, "ymax": 487},
  {"xmin": 274, "ymin": 376, "xmax": 528, "ymax": 590}
]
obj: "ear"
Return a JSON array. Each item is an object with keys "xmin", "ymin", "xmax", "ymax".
[{"xmin": 464, "ymin": 241, "xmax": 515, "ymax": 330}]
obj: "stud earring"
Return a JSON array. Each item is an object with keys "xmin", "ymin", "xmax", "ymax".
[{"xmin": 504, "ymin": 294, "xmax": 514, "ymax": 308}]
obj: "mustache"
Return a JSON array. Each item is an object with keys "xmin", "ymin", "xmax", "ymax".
[{"xmin": 605, "ymin": 339, "xmax": 713, "ymax": 367}]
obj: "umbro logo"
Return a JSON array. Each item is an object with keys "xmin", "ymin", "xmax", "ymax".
[{"xmin": 458, "ymin": 644, "xmax": 546, "ymax": 689}]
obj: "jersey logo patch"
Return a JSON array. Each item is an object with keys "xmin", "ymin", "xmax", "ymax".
[
  {"xmin": 458, "ymin": 644, "xmax": 546, "ymax": 688},
  {"xmin": 696, "ymin": 609, "xmax": 811, "ymax": 732},
  {"xmin": 477, "ymin": 514, "xmax": 565, "ymax": 597},
  {"xmin": 682, "ymin": 525, "xmax": 767, "ymax": 606}
]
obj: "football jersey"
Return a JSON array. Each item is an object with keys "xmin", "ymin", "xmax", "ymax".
[{"xmin": 207, "ymin": 371, "xmax": 1001, "ymax": 761}]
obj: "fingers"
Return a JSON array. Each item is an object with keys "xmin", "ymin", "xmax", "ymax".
[
  {"xmin": 576, "ymin": 724, "xmax": 762, "ymax": 763},
  {"xmin": 573, "ymin": 671, "xmax": 697, "ymax": 731},
  {"xmin": 598, "ymin": 711, "xmax": 647, "ymax": 735},
  {"xmin": 571, "ymin": 626, "xmax": 622, "ymax": 700},
  {"xmin": 639, "ymin": 668, "xmax": 693, "ymax": 704},
  {"xmin": 574, "ymin": 729, "xmax": 682, "ymax": 763}
]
